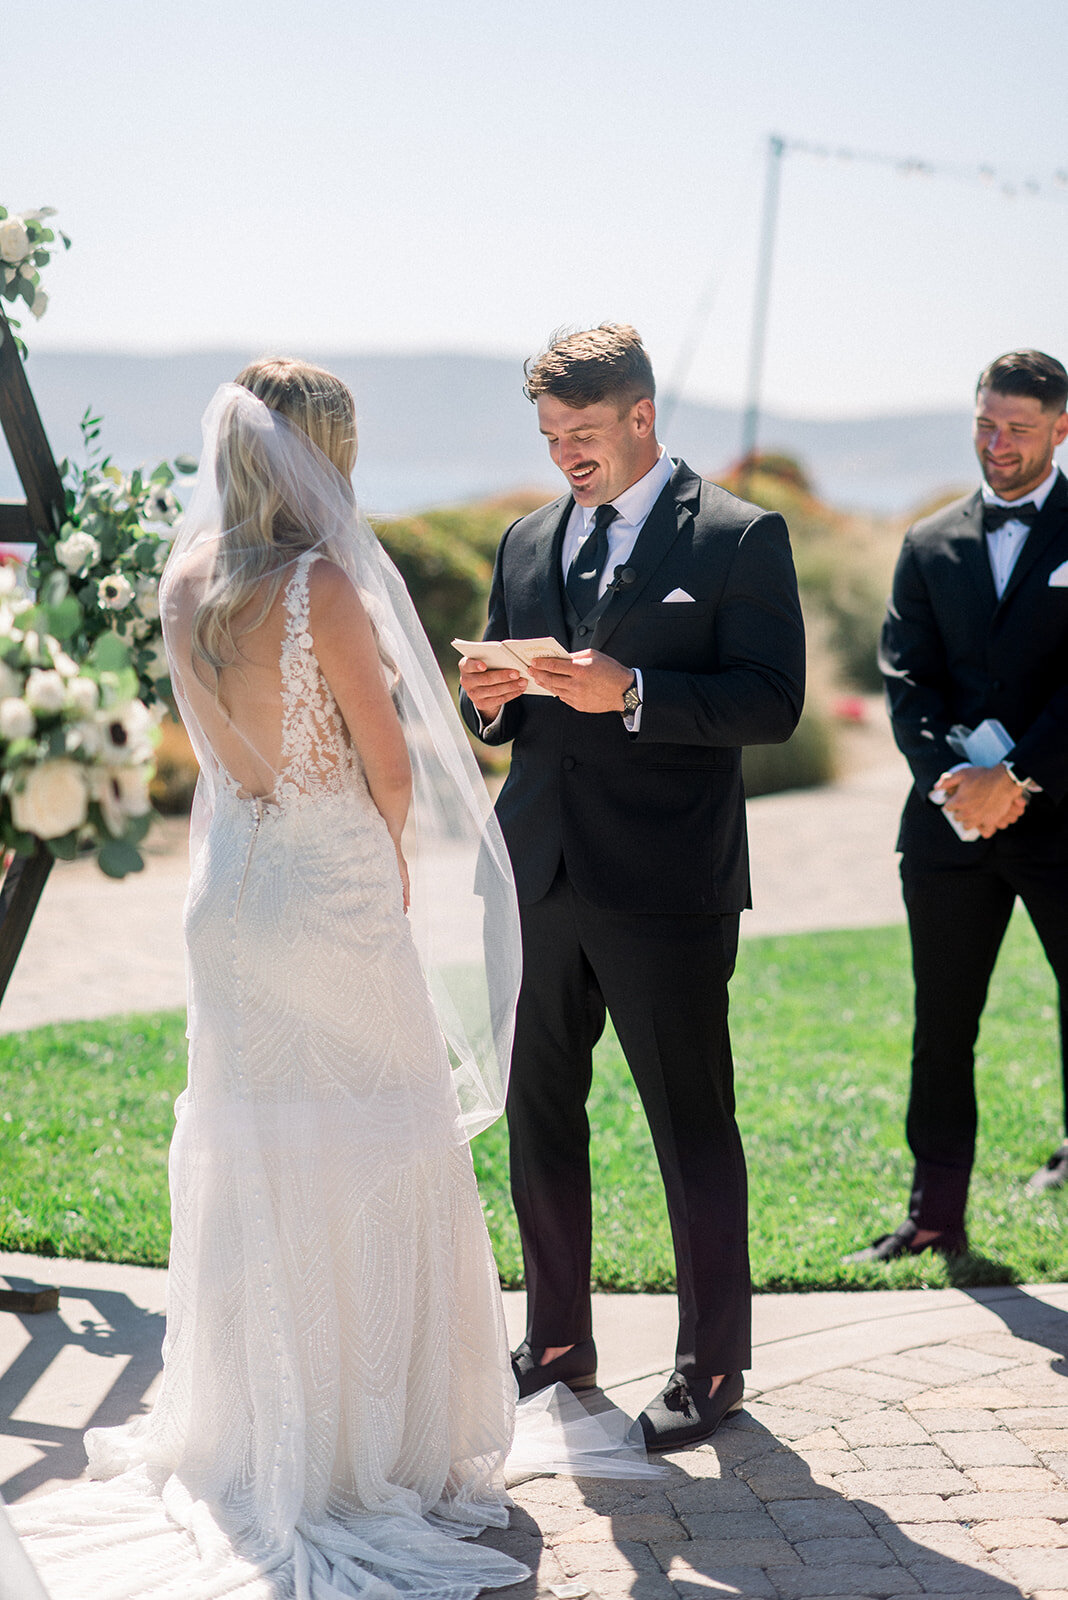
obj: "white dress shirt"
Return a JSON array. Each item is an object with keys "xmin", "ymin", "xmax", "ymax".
[
  {"xmin": 478, "ymin": 450, "xmax": 675, "ymax": 733},
  {"xmin": 981, "ymin": 464, "xmax": 1059, "ymax": 599},
  {"xmin": 560, "ymin": 448, "xmax": 675, "ymax": 595},
  {"xmin": 561, "ymin": 449, "xmax": 674, "ymax": 731}
]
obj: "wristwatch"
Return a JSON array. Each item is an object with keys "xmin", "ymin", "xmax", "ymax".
[
  {"xmin": 621, "ymin": 674, "xmax": 641, "ymax": 717},
  {"xmin": 1003, "ymin": 760, "xmax": 1040, "ymax": 795}
]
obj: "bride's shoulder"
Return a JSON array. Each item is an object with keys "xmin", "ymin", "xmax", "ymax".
[{"xmin": 305, "ymin": 559, "xmax": 370, "ymax": 633}]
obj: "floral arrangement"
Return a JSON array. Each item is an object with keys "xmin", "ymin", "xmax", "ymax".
[
  {"xmin": 0, "ymin": 415, "xmax": 196, "ymax": 878},
  {"xmin": 0, "ymin": 204, "xmax": 194, "ymax": 878},
  {"xmin": 0, "ymin": 206, "xmax": 69, "ymax": 358}
]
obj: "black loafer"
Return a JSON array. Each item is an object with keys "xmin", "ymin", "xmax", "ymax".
[
  {"xmin": 638, "ymin": 1370, "xmax": 744, "ymax": 1452},
  {"xmin": 843, "ymin": 1217, "xmax": 968, "ymax": 1263},
  {"xmin": 1027, "ymin": 1142, "xmax": 1068, "ymax": 1194},
  {"xmin": 511, "ymin": 1337, "xmax": 597, "ymax": 1398}
]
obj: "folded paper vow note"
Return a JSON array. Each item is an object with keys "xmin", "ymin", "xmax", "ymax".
[{"xmin": 453, "ymin": 636, "xmax": 571, "ymax": 697}]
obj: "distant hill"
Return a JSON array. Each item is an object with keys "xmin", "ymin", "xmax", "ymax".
[{"xmin": 0, "ymin": 349, "xmax": 978, "ymax": 517}]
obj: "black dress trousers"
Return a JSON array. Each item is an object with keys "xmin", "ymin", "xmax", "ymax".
[
  {"xmin": 903, "ymin": 852, "xmax": 1068, "ymax": 1231},
  {"xmin": 506, "ymin": 863, "xmax": 751, "ymax": 1379}
]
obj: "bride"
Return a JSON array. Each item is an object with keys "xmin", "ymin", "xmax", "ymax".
[{"xmin": 12, "ymin": 360, "xmax": 533, "ymax": 1599}]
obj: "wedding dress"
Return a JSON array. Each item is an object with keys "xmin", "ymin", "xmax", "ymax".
[
  {"xmin": 9, "ymin": 385, "xmax": 654, "ymax": 1600},
  {"xmin": 11, "ymin": 385, "xmax": 534, "ymax": 1600},
  {"xmin": 13, "ymin": 546, "xmax": 530, "ymax": 1599}
]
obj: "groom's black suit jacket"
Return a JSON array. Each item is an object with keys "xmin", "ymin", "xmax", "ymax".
[
  {"xmin": 462, "ymin": 460, "xmax": 805, "ymax": 913},
  {"xmin": 880, "ymin": 470, "xmax": 1068, "ymax": 869}
]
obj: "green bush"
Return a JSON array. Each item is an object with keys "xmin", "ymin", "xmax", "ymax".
[
  {"xmin": 721, "ymin": 456, "xmax": 903, "ymax": 694},
  {"xmin": 742, "ymin": 699, "xmax": 835, "ymax": 797}
]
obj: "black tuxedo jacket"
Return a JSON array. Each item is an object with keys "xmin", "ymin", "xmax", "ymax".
[
  {"xmin": 880, "ymin": 470, "xmax": 1068, "ymax": 868},
  {"xmin": 461, "ymin": 460, "xmax": 805, "ymax": 914}
]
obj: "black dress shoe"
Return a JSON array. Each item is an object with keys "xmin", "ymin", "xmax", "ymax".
[
  {"xmin": 638, "ymin": 1370, "xmax": 744, "ymax": 1452},
  {"xmin": 1027, "ymin": 1141, "xmax": 1068, "ymax": 1194},
  {"xmin": 843, "ymin": 1217, "xmax": 968, "ymax": 1263},
  {"xmin": 511, "ymin": 1337, "xmax": 597, "ymax": 1399}
]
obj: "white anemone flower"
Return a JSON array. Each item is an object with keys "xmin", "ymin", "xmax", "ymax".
[{"xmin": 97, "ymin": 573, "xmax": 135, "ymax": 611}]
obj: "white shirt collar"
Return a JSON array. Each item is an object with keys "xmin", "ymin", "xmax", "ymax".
[
  {"xmin": 579, "ymin": 447, "xmax": 674, "ymax": 530},
  {"xmin": 981, "ymin": 463, "xmax": 1060, "ymax": 510}
]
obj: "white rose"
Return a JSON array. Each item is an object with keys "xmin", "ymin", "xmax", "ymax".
[
  {"xmin": 52, "ymin": 650, "xmax": 78, "ymax": 679},
  {"xmin": 25, "ymin": 668, "xmax": 67, "ymax": 714},
  {"xmin": 97, "ymin": 573, "xmax": 135, "ymax": 611},
  {"xmin": 0, "ymin": 218, "xmax": 31, "ymax": 265},
  {"xmin": 0, "ymin": 566, "xmax": 19, "ymax": 596},
  {"xmin": 11, "ymin": 759, "xmax": 89, "ymax": 839},
  {"xmin": 55, "ymin": 530, "xmax": 101, "ymax": 575},
  {"xmin": 67, "ymin": 677, "xmax": 99, "ymax": 715},
  {"xmin": 134, "ymin": 574, "xmax": 160, "ymax": 621},
  {"xmin": 30, "ymin": 288, "xmax": 48, "ymax": 320},
  {"xmin": 116, "ymin": 766, "xmax": 151, "ymax": 817},
  {"xmin": 0, "ymin": 698, "xmax": 34, "ymax": 739}
]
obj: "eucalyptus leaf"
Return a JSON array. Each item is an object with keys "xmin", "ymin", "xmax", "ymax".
[
  {"xmin": 174, "ymin": 455, "xmax": 198, "ymax": 474},
  {"xmin": 87, "ymin": 632, "xmax": 130, "ymax": 673},
  {"xmin": 42, "ymin": 595, "xmax": 82, "ymax": 641},
  {"xmin": 124, "ymin": 811, "xmax": 154, "ymax": 845},
  {"xmin": 47, "ymin": 831, "xmax": 80, "ymax": 861},
  {"xmin": 97, "ymin": 837, "xmax": 144, "ymax": 878}
]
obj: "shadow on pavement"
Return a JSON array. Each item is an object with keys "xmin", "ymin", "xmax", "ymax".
[{"xmin": 0, "ymin": 1273, "xmax": 164, "ymax": 1503}]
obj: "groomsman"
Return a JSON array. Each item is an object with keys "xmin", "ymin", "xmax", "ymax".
[
  {"xmin": 851, "ymin": 349, "xmax": 1068, "ymax": 1264},
  {"xmin": 460, "ymin": 324, "xmax": 804, "ymax": 1448}
]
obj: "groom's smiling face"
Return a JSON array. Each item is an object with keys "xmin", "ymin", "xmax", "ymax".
[{"xmin": 536, "ymin": 393, "xmax": 659, "ymax": 507}]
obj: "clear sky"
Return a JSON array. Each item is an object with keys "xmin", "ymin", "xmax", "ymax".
[{"xmin": 7, "ymin": 0, "xmax": 1068, "ymax": 416}]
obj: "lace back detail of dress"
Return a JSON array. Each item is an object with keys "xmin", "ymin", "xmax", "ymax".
[{"xmin": 278, "ymin": 553, "xmax": 356, "ymax": 804}]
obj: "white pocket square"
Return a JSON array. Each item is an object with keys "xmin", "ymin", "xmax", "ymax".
[
  {"xmin": 1048, "ymin": 560, "xmax": 1068, "ymax": 587},
  {"xmin": 662, "ymin": 587, "xmax": 695, "ymax": 603}
]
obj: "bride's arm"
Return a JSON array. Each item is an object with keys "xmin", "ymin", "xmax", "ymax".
[{"xmin": 308, "ymin": 562, "xmax": 413, "ymax": 901}]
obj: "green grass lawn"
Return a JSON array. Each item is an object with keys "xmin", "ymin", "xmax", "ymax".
[{"xmin": 2, "ymin": 914, "xmax": 1064, "ymax": 1290}]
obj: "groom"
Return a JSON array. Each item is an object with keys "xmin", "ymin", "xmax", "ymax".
[{"xmin": 460, "ymin": 324, "xmax": 805, "ymax": 1448}]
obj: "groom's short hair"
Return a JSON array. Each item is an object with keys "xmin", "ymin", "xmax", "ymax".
[
  {"xmin": 524, "ymin": 323, "xmax": 655, "ymax": 410},
  {"xmin": 977, "ymin": 350, "xmax": 1068, "ymax": 413}
]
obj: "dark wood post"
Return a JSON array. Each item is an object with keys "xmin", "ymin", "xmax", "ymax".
[{"xmin": 0, "ymin": 306, "xmax": 69, "ymax": 1007}]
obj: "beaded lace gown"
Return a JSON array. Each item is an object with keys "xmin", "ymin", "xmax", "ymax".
[{"xmin": 14, "ymin": 554, "xmax": 528, "ymax": 1600}]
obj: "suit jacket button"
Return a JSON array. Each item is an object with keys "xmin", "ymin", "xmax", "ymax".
[
  {"xmin": 577, "ymin": 624, "xmax": 590, "ymax": 636},
  {"xmin": 562, "ymin": 756, "xmax": 576, "ymax": 771}
]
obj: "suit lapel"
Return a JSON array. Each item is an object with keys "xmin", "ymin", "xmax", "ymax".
[
  {"xmin": 950, "ymin": 492, "xmax": 998, "ymax": 611},
  {"xmin": 532, "ymin": 496, "xmax": 573, "ymax": 645},
  {"xmin": 591, "ymin": 461, "xmax": 701, "ymax": 652},
  {"xmin": 996, "ymin": 470, "xmax": 1068, "ymax": 611}
]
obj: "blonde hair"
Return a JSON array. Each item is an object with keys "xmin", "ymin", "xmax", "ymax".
[{"xmin": 192, "ymin": 358, "xmax": 358, "ymax": 683}]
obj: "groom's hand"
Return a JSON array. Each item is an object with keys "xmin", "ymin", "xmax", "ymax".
[
  {"xmin": 459, "ymin": 656, "xmax": 527, "ymax": 718},
  {"xmin": 528, "ymin": 650, "xmax": 633, "ymax": 713}
]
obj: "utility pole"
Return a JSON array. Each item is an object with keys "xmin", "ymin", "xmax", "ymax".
[{"xmin": 740, "ymin": 134, "xmax": 785, "ymax": 494}]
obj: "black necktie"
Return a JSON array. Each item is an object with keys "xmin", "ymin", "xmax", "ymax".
[
  {"xmin": 565, "ymin": 503, "xmax": 619, "ymax": 615},
  {"xmin": 982, "ymin": 500, "xmax": 1040, "ymax": 533}
]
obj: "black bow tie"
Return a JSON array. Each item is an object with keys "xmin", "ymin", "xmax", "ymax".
[{"xmin": 982, "ymin": 500, "xmax": 1040, "ymax": 533}]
